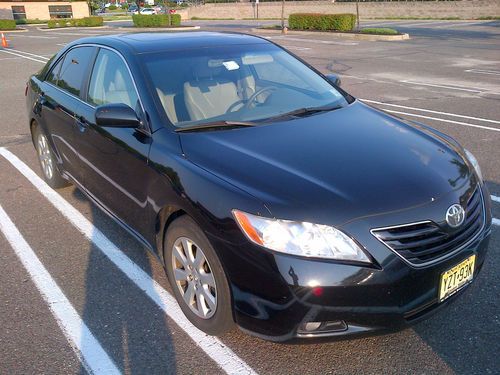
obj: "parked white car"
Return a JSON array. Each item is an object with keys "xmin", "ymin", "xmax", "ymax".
[{"xmin": 139, "ymin": 7, "xmax": 156, "ymax": 15}]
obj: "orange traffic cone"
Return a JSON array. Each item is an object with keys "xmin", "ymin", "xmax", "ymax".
[{"xmin": 1, "ymin": 33, "xmax": 8, "ymax": 48}]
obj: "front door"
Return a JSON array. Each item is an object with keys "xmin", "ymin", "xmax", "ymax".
[{"xmin": 73, "ymin": 47, "xmax": 153, "ymax": 242}]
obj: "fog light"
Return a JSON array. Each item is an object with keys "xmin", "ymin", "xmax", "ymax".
[
  {"xmin": 298, "ymin": 320, "xmax": 348, "ymax": 336},
  {"xmin": 303, "ymin": 322, "xmax": 322, "ymax": 332}
]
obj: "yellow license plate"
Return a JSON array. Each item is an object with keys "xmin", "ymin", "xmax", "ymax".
[{"xmin": 439, "ymin": 255, "xmax": 475, "ymax": 302}]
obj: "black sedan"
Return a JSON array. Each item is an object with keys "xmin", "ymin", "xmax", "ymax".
[{"xmin": 26, "ymin": 32, "xmax": 492, "ymax": 341}]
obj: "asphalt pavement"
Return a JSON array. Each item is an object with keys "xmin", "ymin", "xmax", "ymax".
[{"xmin": 0, "ymin": 19, "xmax": 499, "ymax": 375}]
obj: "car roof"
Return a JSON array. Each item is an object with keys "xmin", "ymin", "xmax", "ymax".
[{"xmin": 69, "ymin": 32, "xmax": 269, "ymax": 55}]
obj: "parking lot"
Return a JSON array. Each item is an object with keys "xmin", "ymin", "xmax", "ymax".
[{"xmin": 0, "ymin": 19, "xmax": 499, "ymax": 375}]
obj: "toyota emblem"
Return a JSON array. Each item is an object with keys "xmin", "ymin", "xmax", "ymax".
[{"xmin": 446, "ymin": 204, "xmax": 465, "ymax": 228}]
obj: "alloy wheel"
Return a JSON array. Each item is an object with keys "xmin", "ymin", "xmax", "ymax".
[
  {"xmin": 171, "ymin": 237, "xmax": 217, "ymax": 319},
  {"xmin": 37, "ymin": 133, "xmax": 54, "ymax": 180}
]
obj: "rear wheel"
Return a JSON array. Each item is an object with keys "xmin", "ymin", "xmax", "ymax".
[
  {"xmin": 33, "ymin": 124, "xmax": 69, "ymax": 189},
  {"xmin": 164, "ymin": 215, "xmax": 234, "ymax": 335}
]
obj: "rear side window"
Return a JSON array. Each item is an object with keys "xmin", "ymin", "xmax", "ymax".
[
  {"xmin": 56, "ymin": 46, "xmax": 94, "ymax": 97},
  {"xmin": 87, "ymin": 48, "xmax": 139, "ymax": 109},
  {"xmin": 45, "ymin": 57, "xmax": 63, "ymax": 85}
]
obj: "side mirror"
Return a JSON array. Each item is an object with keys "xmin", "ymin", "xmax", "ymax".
[
  {"xmin": 95, "ymin": 103, "xmax": 140, "ymax": 128},
  {"xmin": 325, "ymin": 73, "xmax": 341, "ymax": 87}
]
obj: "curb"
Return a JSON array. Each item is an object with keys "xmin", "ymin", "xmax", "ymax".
[
  {"xmin": 251, "ymin": 28, "xmax": 410, "ymax": 41},
  {"xmin": 37, "ymin": 25, "xmax": 111, "ymax": 32},
  {"xmin": 0, "ymin": 28, "xmax": 29, "ymax": 33},
  {"xmin": 115, "ymin": 25, "xmax": 200, "ymax": 31}
]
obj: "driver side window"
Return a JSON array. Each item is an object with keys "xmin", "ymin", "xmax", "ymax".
[{"xmin": 88, "ymin": 48, "xmax": 139, "ymax": 110}]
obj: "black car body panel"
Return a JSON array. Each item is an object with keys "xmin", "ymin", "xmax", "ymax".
[
  {"xmin": 179, "ymin": 101, "xmax": 473, "ymax": 226},
  {"xmin": 26, "ymin": 32, "xmax": 492, "ymax": 341}
]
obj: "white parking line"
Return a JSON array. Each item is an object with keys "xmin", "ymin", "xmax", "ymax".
[
  {"xmin": 0, "ymin": 49, "xmax": 47, "ymax": 64},
  {"xmin": 491, "ymin": 195, "xmax": 500, "ymax": 204},
  {"xmin": 465, "ymin": 69, "xmax": 500, "ymax": 76},
  {"xmin": 0, "ymin": 148, "xmax": 257, "ymax": 375},
  {"xmin": 266, "ymin": 36, "xmax": 358, "ymax": 46},
  {"xmin": 361, "ymin": 99, "xmax": 500, "ymax": 125},
  {"xmin": 493, "ymin": 218, "xmax": 500, "ymax": 227},
  {"xmin": 400, "ymin": 80, "xmax": 483, "ymax": 94},
  {"xmin": 281, "ymin": 45, "xmax": 311, "ymax": 51},
  {"xmin": 378, "ymin": 109, "xmax": 500, "ymax": 133},
  {"xmin": 9, "ymin": 34, "xmax": 58, "ymax": 39},
  {"xmin": 8, "ymin": 48, "xmax": 50, "ymax": 60},
  {"xmin": 49, "ymin": 32, "xmax": 104, "ymax": 36},
  {"xmin": 0, "ymin": 204, "xmax": 120, "ymax": 375}
]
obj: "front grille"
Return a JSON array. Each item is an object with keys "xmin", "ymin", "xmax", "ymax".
[{"xmin": 372, "ymin": 188, "xmax": 484, "ymax": 266}]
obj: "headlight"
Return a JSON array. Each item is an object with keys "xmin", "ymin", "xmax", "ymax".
[
  {"xmin": 464, "ymin": 149, "xmax": 483, "ymax": 183},
  {"xmin": 232, "ymin": 210, "xmax": 371, "ymax": 263}
]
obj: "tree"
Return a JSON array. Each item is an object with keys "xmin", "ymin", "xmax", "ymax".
[{"xmin": 281, "ymin": 0, "xmax": 285, "ymax": 32}]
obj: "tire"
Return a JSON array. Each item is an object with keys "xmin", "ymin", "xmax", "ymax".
[
  {"xmin": 33, "ymin": 124, "xmax": 69, "ymax": 189},
  {"xmin": 164, "ymin": 215, "xmax": 234, "ymax": 335}
]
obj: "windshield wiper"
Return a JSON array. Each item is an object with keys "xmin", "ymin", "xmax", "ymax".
[
  {"xmin": 175, "ymin": 120, "xmax": 256, "ymax": 133},
  {"xmin": 263, "ymin": 104, "xmax": 343, "ymax": 122}
]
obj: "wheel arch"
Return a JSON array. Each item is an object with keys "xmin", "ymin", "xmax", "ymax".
[
  {"xmin": 29, "ymin": 118, "xmax": 38, "ymax": 146},
  {"xmin": 155, "ymin": 205, "xmax": 187, "ymax": 263}
]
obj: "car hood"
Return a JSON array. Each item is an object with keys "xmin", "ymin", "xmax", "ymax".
[{"xmin": 179, "ymin": 101, "xmax": 471, "ymax": 226}]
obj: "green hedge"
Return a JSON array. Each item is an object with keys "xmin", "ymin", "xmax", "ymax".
[
  {"xmin": 47, "ymin": 17, "xmax": 103, "ymax": 28},
  {"xmin": 132, "ymin": 14, "xmax": 181, "ymax": 27},
  {"xmin": 0, "ymin": 19, "xmax": 16, "ymax": 30},
  {"xmin": 15, "ymin": 18, "xmax": 49, "ymax": 25},
  {"xmin": 288, "ymin": 13, "xmax": 356, "ymax": 32},
  {"xmin": 360, "ymin": 27, "xmax": 398, "ymax": 35}
]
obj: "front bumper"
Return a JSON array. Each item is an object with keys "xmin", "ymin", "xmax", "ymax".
[{"xmin": 208, "ymin": 186, "xmax": 493, "ymax": 342}]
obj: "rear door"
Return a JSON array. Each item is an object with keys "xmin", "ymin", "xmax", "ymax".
[{"xmin": 39, "ymin": 46, "xmax": 96, "ymax": 183}]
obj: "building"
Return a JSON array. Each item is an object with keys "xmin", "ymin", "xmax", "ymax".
[{"xmin": 0, "ymin": 1, "xmax": 89, "ymax": 21}]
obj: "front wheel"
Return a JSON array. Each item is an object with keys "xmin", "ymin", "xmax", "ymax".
[
  {"xmin": 33, "ymin": 124, "xmax": 69, "ymax": 189},
  {"xmin": 164, "ymin": 215, "xmax": 234, "ymax": 335}
]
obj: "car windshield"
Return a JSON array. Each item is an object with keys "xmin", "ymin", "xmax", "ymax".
[{"xmin": 141, "ymin": 43, "xmax": 350, "ymax": 128}]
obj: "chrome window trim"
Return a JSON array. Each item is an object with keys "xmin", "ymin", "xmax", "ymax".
[
  {"xmin": 370, "ymin": 187, "xmax": 486, "ymax": 268},
  {"xmin": 43, "ymin": 43, "xmax": 150, "ymax": 133}
]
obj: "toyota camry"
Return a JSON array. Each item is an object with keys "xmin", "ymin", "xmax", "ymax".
[{"xmin": 26, "ymin": 32, "xmax": 492, "ymax": 341}]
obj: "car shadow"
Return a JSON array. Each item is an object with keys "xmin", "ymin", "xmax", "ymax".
[
  {"xmin": 72, "ymin": 188, "xmax": 178, "ymax": 374},
  {"xmin": 412, "ymin": 180, "xmax": 499, "ymax": 374}
]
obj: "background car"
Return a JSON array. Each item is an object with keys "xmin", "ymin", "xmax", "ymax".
[
  {"xmin": 139, "ymin": 7, "xmax": 156, "ymax": 15},
  {"xmin": 128, "ymin": 4, "xmax": 139, "ymax": 14},
  {"xmin": 153, "ymin": 5, "xmax": 165, "ymax": 14}
]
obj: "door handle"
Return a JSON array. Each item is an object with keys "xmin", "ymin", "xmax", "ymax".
[
  {"xmin": 33, "ymin": 93, "xmax": 46, "ymax": 115},
  {"xmin": 76, "ymin": 115, "xmax": 89, "ymax": 132}
]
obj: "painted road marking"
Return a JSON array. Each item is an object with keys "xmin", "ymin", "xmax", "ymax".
[
  {"xmin": 48, "ymin": 31, "xmax": 105, "ymax": 36},
  {"xmin": 491, "ymin": 195, "xmax": 500, "ymax": 204},
  {"xmin": 0, "ymin": 49, "xmax": 47, "ymax": 64},
  {"xmin": 0, "ymin": 204, "xmax": 120, "ymax": 375},
  {"xmin": 0, "ymin": 148, "xmax": 258, "ymax": 375},
  {"xmin": 281, "ymin": 45, "xmax": 311, "ymax": 51},
  {"xmin": 382, "ymin": 109, "xmax": 500, "ymax": 133},
  {"xmin": 7, "ymin": 48, "xmax": 50, "ymax": 60},
  {"xmin": 361, "ymin": 99, "xmax": 500, "ymax": 125},
  {"xmin": 400, "ymin": 80, "xmax": 484, "ymax": 94},
  {"xmin": 493, "ymin": 218, "xmax": 500, "ymax": 227},
  {"xmin": 266, "ymin": 36, "xmax": 358, "ymax": 46},
  {"xmin": 465, "ymin": 69, "xmax": 500, "ymax": 76},
  {"xmin": 9, "ymin": 34, "xmax": 58, "ymax": 39}
]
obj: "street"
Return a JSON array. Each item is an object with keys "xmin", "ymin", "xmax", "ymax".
[{"xmin": 0, "ymin": 18, "xmax": 499, "ymax": 374}]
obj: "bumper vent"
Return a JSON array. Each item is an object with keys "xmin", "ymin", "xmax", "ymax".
[{"xmin": 372, "ymin": 188, "xmax": 484, "ymax": 266}]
